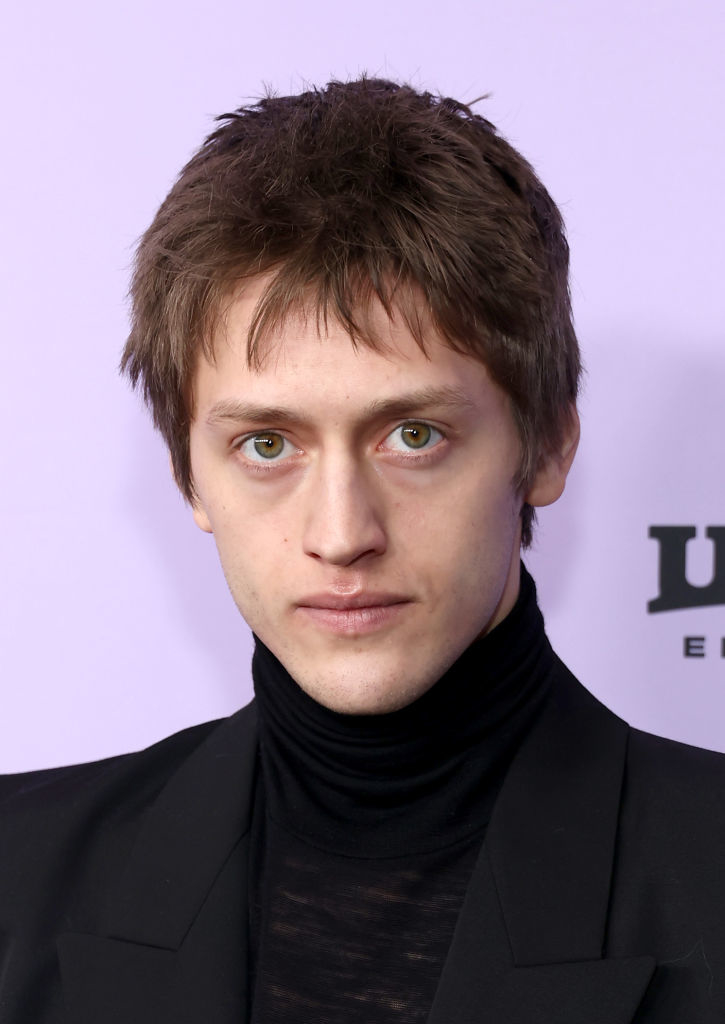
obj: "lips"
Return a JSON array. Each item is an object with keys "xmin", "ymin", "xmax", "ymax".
[
  {"xmin": 295, "ymin": 594, "xmax": 412, "ymax": 635},
  {"xmin": 297, "ymin": 593, "xmax": 410, "ymax": 610}
]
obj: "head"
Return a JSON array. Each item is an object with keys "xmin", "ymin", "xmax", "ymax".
[{"xmin": 121, "ymin": 77, "xmax": 580, "ymax": 712}]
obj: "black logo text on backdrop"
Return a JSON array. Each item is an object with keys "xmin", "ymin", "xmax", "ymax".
[
  {"xmin": 649, "ymin": 526, "xmax": 725, "ymax": 612},
  {"xmin": 648, "ymin": 525, "xmax": 725, "ymax": 658}
]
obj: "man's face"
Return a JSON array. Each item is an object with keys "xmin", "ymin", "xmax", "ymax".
[{"xmin": 189, "ymin": 278, "xmax": 535, "ymax": 713}]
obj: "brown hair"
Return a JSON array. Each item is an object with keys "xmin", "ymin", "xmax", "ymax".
[{"xmin": 121, "ymin": 77, "xmax": 580, "ymax": 546}]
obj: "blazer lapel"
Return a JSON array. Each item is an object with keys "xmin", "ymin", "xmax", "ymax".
[
  {"xmin": 429, "ymin": 661, "xmax": 655, "ymax": 1024},
  {"xmin": 57, "ymin": 703, "xmax": 260, "ymax": 1024},
  {"xmin": 56, "ymin": 662, "xmax": 658, "ymax": 1023}
]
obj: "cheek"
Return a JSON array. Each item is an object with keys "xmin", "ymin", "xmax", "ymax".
[
  {"xmin": 425, "ymin": 464, "xmax": 520, "ymax": 535},
  {"xmin": 211, "ymin": 531, "xmax": 277, "ymax": 633},
  {"xmin": 433, "ymin": 478, "xmax": 521, "ymax": 577},
  {"xmin": 211, "ymin": 502, "xmax": 296, "ymax": 601},
  {"xmin": 395, "ymin": 478, "xmax": 518, "ymax": 580},
  {"xmin": 393, "ymin": 464, "xmax": 518, "ymax": 544}
]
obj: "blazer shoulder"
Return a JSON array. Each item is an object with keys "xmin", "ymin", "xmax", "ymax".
[
  {"xmin": 0, "ymin": 701, "xmax": 258, "ymax": 937},
  {"xmin": 0, "ymin": 702, "xmax": 257, "ymax": 863},
  {"xmin": 0, "ymin": 716, "xmax": 219, "ymax": 810},
  {"xmin": 552, "ymin": 657, "xmax": 725, "ymax": 806},
  {"xmin": 623, "ymin": 724, "xmax": 725, "ymax": 844},
  {"xmin": 549, "ymin": 660, "xmax": 725, "ymax": 842},
  {"xmin": 628, "ymin": 724, "xmax": 725, "ymax": 786}
]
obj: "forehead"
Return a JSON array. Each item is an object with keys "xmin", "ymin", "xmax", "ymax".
[{"xmin": 192, "ymin": 276, "xmax": 501, "ymax": 425}]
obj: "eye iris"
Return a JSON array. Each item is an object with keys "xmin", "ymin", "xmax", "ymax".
[
  {"xmin": 401, "ymin": 423, "xmax": 431, "ymax": 449},
  {"xmin": 253, "ymin": 434, "xmax": 284, "ymax": 459}
]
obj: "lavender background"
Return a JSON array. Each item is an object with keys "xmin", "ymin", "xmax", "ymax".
[{"xmin": 1, "ymin": 0, "xmax": 723, "ymax": 772}]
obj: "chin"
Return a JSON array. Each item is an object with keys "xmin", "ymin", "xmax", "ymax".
[
  {"xmin": 315, "ymin": 691, "xmax": 417, "ymax": 716},
  {"xmin": 301, "ymin": 667, "xmax": 431, "ymax": 716}
]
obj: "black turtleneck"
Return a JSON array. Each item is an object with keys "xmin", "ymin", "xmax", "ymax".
[{"xmin": 249, "ymin": 564, "xmax": 554, "ymax": 1024}]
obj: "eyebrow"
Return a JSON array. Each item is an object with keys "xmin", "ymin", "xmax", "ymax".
[{"xmin": 205, "ymin": 385, "xmax": 477, "ymax": 428}]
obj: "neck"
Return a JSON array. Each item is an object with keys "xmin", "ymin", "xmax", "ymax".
[{"xmin": 252, "ymin": 562, "xmax": 553, "ymax": 856}]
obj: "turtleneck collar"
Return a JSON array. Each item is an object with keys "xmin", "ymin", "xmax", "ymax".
[{"xmin": 252, "ymin": 562, "xmax": 554, "ymax": 857}]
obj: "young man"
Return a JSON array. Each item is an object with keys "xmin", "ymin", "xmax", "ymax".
[{"xmin": 1, "ymin": 78, "xmax": 724, "ymax": 1023}]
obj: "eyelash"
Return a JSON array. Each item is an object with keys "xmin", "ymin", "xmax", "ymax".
[
  {"xmin": 232, "ymin": 433, "xmax": 300, "ymax": 474},
  {"xmin": 232, "ymin": 422, "xmax": 446, "ymax": 474}
]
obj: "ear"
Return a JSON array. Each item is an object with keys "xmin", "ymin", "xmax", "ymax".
[
  {"xmin": 524, "ymin": 404, "xmax": 580, "ymax": 508},
  {"xmin": 168, "ymin": 453, "xmax": 214, "ymax": 533},
  {"xmin": 192, "ymin": 501, "xmax": 214, "ymax": 534}
]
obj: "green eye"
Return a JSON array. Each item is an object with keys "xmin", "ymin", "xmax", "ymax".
[
  {"xmin": 236, "ymin": 431, "xmax": 298, "ymax": 470},
  {"xmin": 400, "ymin": 423, "xmax": 432, "ymax": 449},
  {"xmin": 251, "ymin": 433, "xmax": 285, "ymax": 459},
  {"xmin": 383, "ymin": 421, "xmax": 444, "ymax": 458}
]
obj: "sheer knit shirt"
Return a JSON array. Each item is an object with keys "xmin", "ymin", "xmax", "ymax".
[{"xmin": 249, "ymin": 565, "xmax": 554, "ymax": 1023}]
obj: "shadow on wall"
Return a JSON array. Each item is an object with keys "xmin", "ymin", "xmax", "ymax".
[
  {"xmin": 520, "ymin": 326, "xmax": 724, "ymax": 684},
  {"xmin": 120, "ymin": 408, "xmax": 254, "ymax": 712},
  {"xmin": 584, "ymin": 329, "xmax": 723, "ymax": 518}
]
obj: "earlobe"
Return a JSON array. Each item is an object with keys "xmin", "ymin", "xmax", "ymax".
[
  {"xmin": 524, "ymin": 404, "xmax": 580, "ymax": 508},
  {"xmin": 192, "ymin": 503, "xmax": 214, "ymax": 534},
  {"xmin": 167, "ymin": 452, "xmax": 214, "ymax": 533}
]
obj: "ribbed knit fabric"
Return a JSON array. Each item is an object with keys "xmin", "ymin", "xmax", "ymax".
[{"xmin": 249, "ymin": 563, "xmax": 553, "ymax": 1023}]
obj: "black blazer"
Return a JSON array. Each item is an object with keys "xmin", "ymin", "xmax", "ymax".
[{"xmin": 2, "ymin": 657, "xmax": 725, "ymax": 1023}]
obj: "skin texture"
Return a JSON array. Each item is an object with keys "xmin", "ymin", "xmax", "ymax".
[{"xmin": 188, "ymin": 276, "xmax": 578, "ymax": 714}]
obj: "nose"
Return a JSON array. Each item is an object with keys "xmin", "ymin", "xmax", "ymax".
[{"xmin": 301, "ymin": 455, "xmax": 387, "ymax": 567}]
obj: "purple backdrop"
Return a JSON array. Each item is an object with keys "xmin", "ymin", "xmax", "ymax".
[{"xmin": 1, "ymin": 0, "xmax": 723, "ymax": 771}]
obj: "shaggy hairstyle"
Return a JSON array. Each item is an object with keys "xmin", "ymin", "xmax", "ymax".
[{"xmin": 121, "ymin": 77, "xmax": 580, "ymax": 546}]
